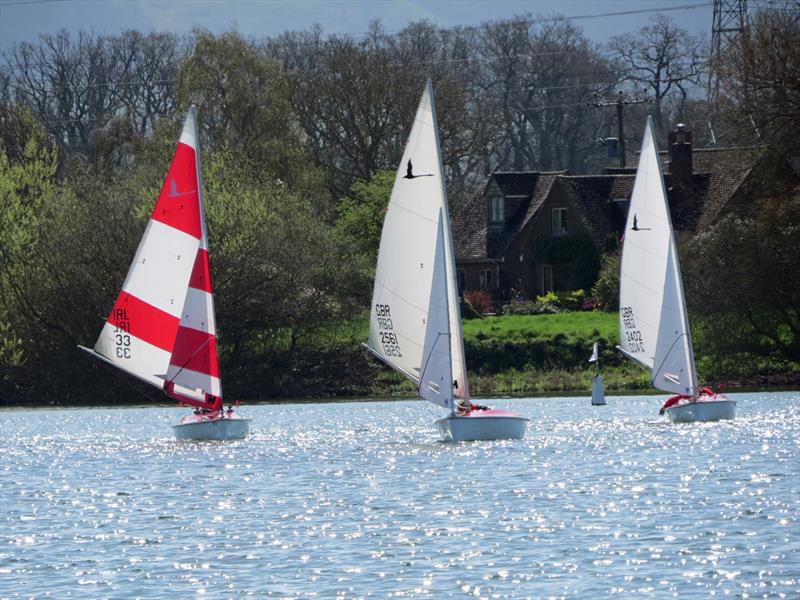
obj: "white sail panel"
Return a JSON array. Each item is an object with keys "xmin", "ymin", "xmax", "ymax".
[
  {"xmin": 368, "ymin": 83, "xmax": 449, "ymax": 382},
  {"xmin": 177, "ymin": 287, "xmax": 217, "ymax": 334},
  {"xmin": 652, "ymin": 238, "xmax": 698, "ymax": 395},
  {"xmin": 419, "ymin": 212, "xmax": 454, "ymax": 409},
  {"xmin": 119, "ymin": 220, "xmax": 201, "ymax": 319},
  {"xmin": 618, "ymin": 117, "xmax": 672, "ymax": 371},
  {"xmin": 93, "ymin": 322, "xmax": 172, "ymax": 388}
]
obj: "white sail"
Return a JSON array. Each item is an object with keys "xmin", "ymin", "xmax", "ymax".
[
  {"xmin": 418, "ymin": 211, "xmax": 454, "ymax": 409},
  {"xmin": 588, "ymin": 341, "xmax": 599, "ymax": 363},
  {"xmin": 88, "ymin": 109, "xmax": 203, "ymax": 389},
  {"xmin": 367, "ymin": 81, "xmax": 462, "ymax": 397},
  {"xmin": 618, "ymin": 116, "xmax": 697, "ymax": 396}
]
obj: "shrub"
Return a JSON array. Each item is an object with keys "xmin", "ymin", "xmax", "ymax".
[
  {"xmin": 463, "ymin": 290, "xmax": 494, "ymax": 316},
  {"xmin": 592, "ymin": 253, "xmax": 620, "ymax": 310}
]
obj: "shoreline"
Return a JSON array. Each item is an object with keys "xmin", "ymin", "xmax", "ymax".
[{"xmin": 2, "ymin": 384, "xmax": 797, "ymax": 410}]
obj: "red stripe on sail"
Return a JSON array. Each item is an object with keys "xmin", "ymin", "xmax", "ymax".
[
  {"xmin": 169, "ymin": 326, "xmax": 220, "ymax": 378},
  {"xmin": 150, "ymin": 143, "xmax": 202, "ymax": 240},
  {"xmin": 188, "ymin": 249, "xmax": 213, "ymax": 293},
  {"xmin": 107, "ymin": 291, "xmax": 180, "ymax": 352}
]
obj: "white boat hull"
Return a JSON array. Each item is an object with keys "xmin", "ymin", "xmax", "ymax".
[
  {"xmin": 436, "ymin": 409, "xmax": 529, "ymax": 442},
  {"xmin": 173, "ymin": 412, "xmax": 250, "ymax": 440},
  {"xmin": 665, "ymin": 397, "xmax": 736, "ymax": 423}
]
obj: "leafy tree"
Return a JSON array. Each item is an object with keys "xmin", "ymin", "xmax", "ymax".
[
  {"xmin": 177, "ymin": 29, "xmax": 326, "ymax": 200},
  {"xmin": 683, "ymin": 190, "xmax": 800, "ymax": 364},
  {"xmin": 591, "ymin": 252, "xmax": 620, "ymax": 311}
]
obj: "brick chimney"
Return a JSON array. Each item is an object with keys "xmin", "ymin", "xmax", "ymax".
[{"xmin": 668, "ymin": 123, "xmax": 693, "ymax": 192}]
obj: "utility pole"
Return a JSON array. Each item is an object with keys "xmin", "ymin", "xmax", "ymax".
[{"xmin": 588, "ymin": 91, "xmax": 653, "ymax": 168}]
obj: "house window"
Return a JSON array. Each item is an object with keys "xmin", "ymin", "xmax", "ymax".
[
  {"xmin": 489, "ymin": 195, "xmax": 505, "ymax": 224},
  {"xmin": 552, "ymin": 207, "xmax": 567, "ymax": 236},
  {"xmin": 542, "ymin": 265, "xmax": 554, "ymax": 293},
  {"xmin": 457, "ymin": 270, "xmax": 466, "ymax": 292},
  {"xmin": 479, "ymin": 269, "xmax": 492, "ymax": 290}
]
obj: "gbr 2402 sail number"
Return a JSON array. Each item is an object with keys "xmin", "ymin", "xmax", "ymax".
[
  {"xmin": 620, "ymin": 306, "xmax": 645, "ymax": 353},
  {"xmin": 375, "ymin": 304, "xmax": 402, "ymax": 358}
]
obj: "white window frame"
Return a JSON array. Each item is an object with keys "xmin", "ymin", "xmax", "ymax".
[{"xmin": 552, "ymin": 207, "xmax": 567, "ymax": 236}]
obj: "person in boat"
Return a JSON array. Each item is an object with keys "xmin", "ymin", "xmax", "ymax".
[{"xmin": 456, "ymin": 400, "xmax": 489, "ymax": 415}]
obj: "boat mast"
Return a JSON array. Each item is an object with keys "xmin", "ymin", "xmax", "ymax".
[{"xmin": 427, "ymin": 79, "xmax": 470, "ymax": 402}]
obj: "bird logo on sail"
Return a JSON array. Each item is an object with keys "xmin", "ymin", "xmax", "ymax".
[
  {"xmin": 403, "ymin": 160, "xmax": 433, "ymax": 179},
  {"xmin": 631, "ymin": 214, "xmax": 651, "ymax": 231},
  {"xmin": 169, "ymin": 179, "xmax": 196, "ymax": 198}
]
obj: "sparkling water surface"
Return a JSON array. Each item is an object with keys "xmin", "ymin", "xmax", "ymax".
[{"xmin": 1, "ymin": 392, "xmax": 798, "ymax": 598}]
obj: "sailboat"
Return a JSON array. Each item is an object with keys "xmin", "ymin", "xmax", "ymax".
[
  {"xmin": 588, "ymin": 341, "xmax": 606, "ymax": 406},
  {"xmin": 617, "ymin": 116, "xmax": 736, "ymax": 423},
  {"xmin": 365, "ymin": 80, "xmax": 529, "ymax": 442},
  {"xmin": 79, "ymin": 107, "xmax": 250, "ymax": 440}
]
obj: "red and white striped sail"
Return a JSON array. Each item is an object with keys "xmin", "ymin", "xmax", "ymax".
[
  {"xmin": 164, "ymin": 152, "xmax": 222, "ymax": 402},
  {"xmin": 91, "ymin": 108, "xmax": 204, "ymax": 392}
]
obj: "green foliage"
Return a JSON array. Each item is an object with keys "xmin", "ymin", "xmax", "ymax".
[
  {"xmin": 334, "ymin": 170, "xmax": 393, "ymax": 273},
  {"xmin": 177, "ymin": 29, "xmax": 326, "ymax": 200},
  {"xmin": 591, "ymin": 252, "xmax": 620, "ymax": 310},
  {"xmin": 683, "ymin": 191, "xmax": 800, "ymax": 364},
  {"xmin": 503, "ymin": 289, "xmax": 590, "ymax": 315}
]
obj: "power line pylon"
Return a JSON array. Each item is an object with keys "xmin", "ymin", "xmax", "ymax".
[{"xmin": 709, "ymin": 0, "xmax": 749, "ymax": 101}]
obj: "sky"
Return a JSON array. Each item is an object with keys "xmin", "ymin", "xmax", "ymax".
[{"xmin": 0, "ymin": 0, "xmax": 717, "ymax": 51}]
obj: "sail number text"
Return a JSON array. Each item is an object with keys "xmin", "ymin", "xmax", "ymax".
[
  {"xmin": 620, "ymin": 306, "xmax": 645, "ymax": 354},
  {"xmin": 113, "ymin": 308, "xmax": 132, "ymax": 359},
  {"xmin": 375, "ymin": 304, "xmax": 402, "ymax": 358}
]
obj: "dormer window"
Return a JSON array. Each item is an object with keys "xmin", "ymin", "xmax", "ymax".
[
  {"xmin": 489, "ymin": 195, "xmax": 505, "ymax": 224},
  {"xmin": 552, "ymin": 207, "xmax": 567, "ymax": 236}
]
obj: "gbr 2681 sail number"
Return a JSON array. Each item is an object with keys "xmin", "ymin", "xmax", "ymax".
[
  {"xmin": 620, "ymin": 306, "xmax": 645, "ymax": 354},
  {"xmin": 375, "ymin": 304, "xmax": 402, "ymax": 357}
]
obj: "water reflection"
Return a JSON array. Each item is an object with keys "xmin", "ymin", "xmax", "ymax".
[{"xmin": 1, "ymin": 392, "xmax": 798, "ymax": 597}]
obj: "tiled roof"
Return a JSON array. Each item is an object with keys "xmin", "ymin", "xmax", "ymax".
[
  {"xmin": 558, "ymin": 176, "xmax": 631, "ymax": 248},
  {"xmin": 451, "ymin": 178, "xmax": 491, "ymax": 260},
  {"xmin": 452, "ymin": 144, "xmax": 765, "ymax": 263}
]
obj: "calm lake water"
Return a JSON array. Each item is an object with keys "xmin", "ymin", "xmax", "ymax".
[{"xmin": 1, "ymin": 392, "xmax": 798, "ymax": 598}]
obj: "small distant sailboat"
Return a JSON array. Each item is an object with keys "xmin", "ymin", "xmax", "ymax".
[
  {"xmin": 617, "ymin": 116, "xmax": 736, "ymax": 423},
  {"xmin": 365, "ymin": 81, "xmax": 529, "ymax": 442},
  {"xmin": 79, "ymin": 107, "xmax": 250, "ymax": 440},
  {"xmin": 588, "ymin": 342, "xmax": 606, "ymax": 406}
]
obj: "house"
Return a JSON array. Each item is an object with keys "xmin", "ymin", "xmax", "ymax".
[{"xmin": 451, "ymin": 123, "xmax": 769, "ymax": 302}]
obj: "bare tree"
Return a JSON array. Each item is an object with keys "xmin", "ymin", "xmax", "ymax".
[
  {"xmin": 714, "ymin": 4, "xmax": 800, "ymax": 157},
  {"xmin": 608, "ymin": 15, "xmax": 707, "ymax": 142},
  {"xmin": 477, "ymin": 15, "xmax": 616, "ymax": 173}
]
